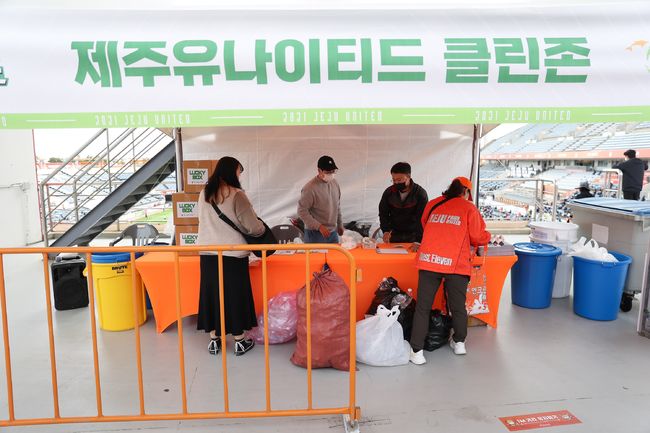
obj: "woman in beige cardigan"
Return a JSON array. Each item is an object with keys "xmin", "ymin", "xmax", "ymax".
[{"xmin": 196, "ymin": 156, "xmax": 264, "ymax": 356}]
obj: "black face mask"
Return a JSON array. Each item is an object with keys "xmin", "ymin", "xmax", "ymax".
[{"xmin": 395, "ymin": 182, "xmax": 408, "ymax": 192}]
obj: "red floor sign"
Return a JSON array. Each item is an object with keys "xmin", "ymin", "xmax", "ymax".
[{"xmin": 499, "ymin": 410, "xmax": 581, "ymax": 431}]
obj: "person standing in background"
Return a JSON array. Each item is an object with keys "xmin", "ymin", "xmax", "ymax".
[
  {"xmin": 378, "ymin": 162, "xmax": 428, "ymax": 244},
  {"xmin": 297, "ymin": 155, "xmax": 344, "ymax": 243},
  {"xmin": 613, "ymin": 149, "xmax": 648, "ymax": 200}
]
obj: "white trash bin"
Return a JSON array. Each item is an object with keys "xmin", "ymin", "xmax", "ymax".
[
  {"xmin": 530, "ymin": 235, "xmax": 573, "ymax": 298},
  {"xmin": 529, "ymin": 221, "xmax": 579, "ymax": 242}
]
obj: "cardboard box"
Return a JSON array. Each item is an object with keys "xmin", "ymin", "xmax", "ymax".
[
  {"xmin": 467, "ymin": 316, "xmax": 487, "ymax": 327},
  {"xmin": 182, "ymin": 160, "xmax": 216, "ymax": 193},
  {"xmin": 175, "ymin": 225, "xmax": 199, "ymax": 255},
  {"xmin": 172, "ymin": 193, "xmax": 200, "ymax": 226}
]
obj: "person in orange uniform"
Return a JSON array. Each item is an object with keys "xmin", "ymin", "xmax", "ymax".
[{"xmin": 409, "ymin": 176, "xmax": 490, "ymax": 364}]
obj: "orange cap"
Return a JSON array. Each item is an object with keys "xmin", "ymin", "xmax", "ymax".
[{"xmin": 455, "ymin": 176, "xmax": 473, "ymax": 190}]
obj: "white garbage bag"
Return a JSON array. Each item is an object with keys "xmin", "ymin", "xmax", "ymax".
[
  {"xmin": 570, "ymin": 237, "xmax": 617, "ymax": 262},
  {"xmin": 356, "ymin": 305, "xmax": 410, "ymax": 367}
]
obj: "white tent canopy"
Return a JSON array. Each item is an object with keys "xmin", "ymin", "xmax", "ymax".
[{"xmin": 1, "ymin": 1, "xmax": 649, "ymax": 129}]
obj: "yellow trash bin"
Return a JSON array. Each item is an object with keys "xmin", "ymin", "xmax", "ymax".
[{"xmin": 89, "ymin": 252, "xmax": 147, "ymax": 331}]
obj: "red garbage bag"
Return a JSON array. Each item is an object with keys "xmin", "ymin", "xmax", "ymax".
[{"xmin": 291, "ymin": 267, "xmax": 350, "ymax": 371}]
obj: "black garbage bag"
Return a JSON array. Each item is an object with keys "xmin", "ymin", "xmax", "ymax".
[
  {"xmin": 366, "ymin": 277, "xmax": 416, "ymax": 340},
  {"xmin": 423, "ymin": 309, "xmax": 452, "ymax": 351},
  {"xmin": 366, "ymin": 277, "xmax": 401, "ymax": 315},
  {"xmin": 395, "ymin": 297, "xmax": 416, "ymax": 340}
]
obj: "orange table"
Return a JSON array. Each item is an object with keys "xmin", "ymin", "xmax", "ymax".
[{"xmin": 135, "ymin": 248, "xmax": 517, "ymax": 333}]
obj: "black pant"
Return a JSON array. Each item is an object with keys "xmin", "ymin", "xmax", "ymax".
[
  {"xmin": 410, "ymin": 270, "xmax": 470, "ymax": 351},
  {"xmin": 623, "ymin": 190, "xmax": 640, "ymax": 200}
]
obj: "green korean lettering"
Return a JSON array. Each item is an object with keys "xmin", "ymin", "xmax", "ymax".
[
  {"xmin": 378, "ymin": 39, "xmax": 425, "ymax": 81},
  {"xmin": 309, "ymin": 39, "xmax": 321, "ymax": 84},
  {"xmin": 224, "ymin": 40, "xmax": 273, "ymax": 84},
  {"xmin": 123, "ymin": 41, "xmax": 170, "ymax": 87},
  {"xmin": 173, "ymin": 40, "xmax": 221, "ymax": 86},
  {"xmin": 327, "ymin": 39, "xmax": 372, "ymax": 83},
  {"xmin": 275, "ymin": 39, "xmax": 306, "ymax": 82},
  {"xmin": 444, "ymin": 38, "xmax": 491, "ymax": 83},
  {"xmin": 494, "ymin": 38, "xmax": 539, "ymax": 83},
  {"xmin": 544, "ymin": 37, "xmax": 590, "ymax": 83},
  {"xmin": 72, "ymin": 41, "xmax": 122, "ymax": 87}
]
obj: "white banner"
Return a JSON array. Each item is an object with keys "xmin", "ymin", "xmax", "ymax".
[{"xmin": 1, "ymin": 5, "xmax": 650, "ymax": 127}]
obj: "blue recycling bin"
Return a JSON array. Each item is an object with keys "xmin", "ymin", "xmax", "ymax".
[
  {"xmin": 573, "ymin": 251, "xmax": 632, "ymax": 321},
  {"xmin": 511, "ymin": 243, "xmax": 562, "ymax": 309}
]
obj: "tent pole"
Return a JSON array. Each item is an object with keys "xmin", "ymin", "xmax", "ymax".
[
  {"xmin": 173, "ymin": 128, "xmax": 184, "ymax": 192},
  {"xmin": 471, "ymin": 124, "xmax": 482, "ymax": 205}
]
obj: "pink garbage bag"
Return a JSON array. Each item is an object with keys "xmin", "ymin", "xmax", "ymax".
[{"xmin": 248, "ymin": 291, "xmax": 298, "ymax": 344}]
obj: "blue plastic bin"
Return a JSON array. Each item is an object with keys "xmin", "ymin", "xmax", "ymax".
[
  {"xmin": 573, "ymin": 251, "xmax": 631, "ymax": 321},
  {"xmin": 511, "ymin": 243, "xmax": 562, "ymax": 309}
]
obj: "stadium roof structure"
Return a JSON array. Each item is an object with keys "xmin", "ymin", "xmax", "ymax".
[{"xmin": 482, "ymin": 122, "xmax": 650, "ymax": 160}]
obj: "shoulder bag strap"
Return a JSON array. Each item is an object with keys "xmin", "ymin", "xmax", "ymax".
[{"xmin": 210, "ymin": 201, "xmax": 245, "ymax": 236}]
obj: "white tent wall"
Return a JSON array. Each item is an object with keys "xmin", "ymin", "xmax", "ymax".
[
  {"xmin": 0, "ymin": 130, "xmax": 41, "ymax": 246},
  {"xmin": 181, "ymin": 125, "xmax": 474, "ymax": 227}
]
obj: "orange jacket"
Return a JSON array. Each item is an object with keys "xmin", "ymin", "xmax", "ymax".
[{"xmin": 416, "ymin": 195, "xmax": 491, "ymax": 276}]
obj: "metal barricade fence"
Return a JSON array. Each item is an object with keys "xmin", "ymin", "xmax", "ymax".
[{"xmin": 0, "ymin": 244, "xmax": 360, "ymax": 432}]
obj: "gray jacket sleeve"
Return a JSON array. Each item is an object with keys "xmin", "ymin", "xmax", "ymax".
[
  {"xmin": 297, "ymin": 187, "xmax": 321, "ymax": 230},
  {"xmin": 337, "ymin": 182, "xmax": 343, "ymax": 229},
  {"xmin": 233, "ymin": 191, "xmax": 265, "ymax": 236}
]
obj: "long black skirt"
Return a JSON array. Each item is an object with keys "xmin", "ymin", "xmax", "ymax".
[{"xmin": 197, "ymin": 254, "xmax": 257, "ymax": 336}]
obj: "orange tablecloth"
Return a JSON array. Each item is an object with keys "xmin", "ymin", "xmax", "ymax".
[{"xmin": 135, "ymin": 248, "xmax": 517, "ymax": 333}]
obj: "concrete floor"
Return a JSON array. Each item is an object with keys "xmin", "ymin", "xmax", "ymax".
[{"xmin": 0, "ymin": 236, "xmax": 649, "ymax": 433}]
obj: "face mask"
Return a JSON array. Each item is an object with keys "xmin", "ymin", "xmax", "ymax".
[
  {"xmin": 395, "ymin": 182, "xmax": 408, "ymax": 192},
  {"xmin": 322, "ymin": 173, "xmax": 334, "ymax": 182}
]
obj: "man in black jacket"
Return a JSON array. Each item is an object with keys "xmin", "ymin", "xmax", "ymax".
[
  {"xmin": 378, "ymin": 162, "xmax": 428, "ymax": 244},
  {"xmin": 613, "ymin": 149, "xmax": 648, "ymax": 200}
]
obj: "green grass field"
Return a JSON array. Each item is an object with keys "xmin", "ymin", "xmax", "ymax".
[{"xmin": 136, "ymin": 208, "xmax": 172, "ymax": 223}]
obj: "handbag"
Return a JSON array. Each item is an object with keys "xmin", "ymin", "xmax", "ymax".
[
  {"xmin": 466, "ymin": 246, "xmax": 489, "ymax": 315},
  {"xmin": 211, "ymin": 202, "xmax": 277, "ymax": 257}
]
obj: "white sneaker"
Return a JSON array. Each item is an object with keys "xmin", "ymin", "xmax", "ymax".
[
  {"xmin": 409, "ymin": 348, "xmax": 426, "ymax": 365},
  {"xmin": 449, "ymin": 340, "xmax": 467, "ymax": 355}
]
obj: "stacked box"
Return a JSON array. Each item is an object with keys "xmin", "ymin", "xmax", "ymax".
[
  {"xmin": 174, "ymin": 225, "xmax": 199, "ymax": 255},
  {"xmin": 172, "ymin": 193, "xmax": 199, "ymax": 226},
  {"xmin": 182, "ymin": 160, "xmax": 217, "ymax": 193}
]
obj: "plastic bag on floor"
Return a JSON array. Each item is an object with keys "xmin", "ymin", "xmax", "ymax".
[
  {"xmin": 248, "ymin": 291, "xmax": 298, "ymax": 344},
  {"xmin": 366, "ymin": 277, "xmax": 416, "ymax": 340},
  {"xmin": 366, "ymin": 277, "xmax": 401, "ymax": 315},
  {"xmin": 291, "ymin": 266, "xmax": 350, "ymax": 371},
  {"xmin": 356, "ymin": 305, "xmax": 410, "ymax": 366},
  {"xmin": 423, "ymin": 310, "xmax": 452, "ymax": 351}
]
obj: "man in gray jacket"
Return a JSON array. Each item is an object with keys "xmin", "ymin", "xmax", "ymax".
[{"xmin": 297, "ymin": 155, "xmax": 344, "ymax": 243}]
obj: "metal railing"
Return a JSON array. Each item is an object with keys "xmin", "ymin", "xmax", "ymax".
[
  {"xmin": 0, "ymin": 243, "xmax": 360, "ymax": 432},
  {"xmin": 38, "ymin": 128, "xmax": 172, "ymax": 243},
  {"xmin": 479, "ymin": 178, "xmax": 558, "ymax": 221},
  {"xmin": 599, "ymin": 168, "xmax": 623, "ymax": 199}
]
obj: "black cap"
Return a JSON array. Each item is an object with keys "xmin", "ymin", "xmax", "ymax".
[
  {"xmin": 624, "ymin": 149, "xmax": 636, "ymax": 158},
  {"xmin": 317, "ymin": 155, "xmax": 338, "ymax": 171}
]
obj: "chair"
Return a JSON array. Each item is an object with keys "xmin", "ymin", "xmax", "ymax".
[
  {"xmin": 110, "ymin": 223, "xmax": 160, "ymax": 246},
  {"xmin": 271, "ymin": 224, "xmax": 303, "ymax": 244}
]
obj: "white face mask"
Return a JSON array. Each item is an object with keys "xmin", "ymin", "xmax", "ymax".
[{"xmin": 322, "ymin": 173, "xmax": 334, "ymax": 182}]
